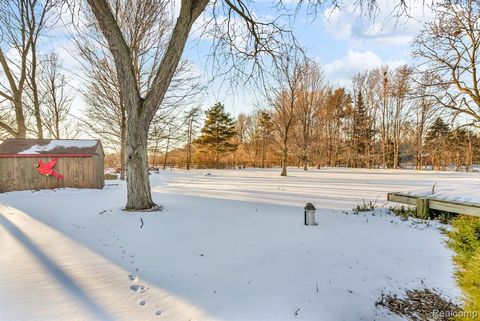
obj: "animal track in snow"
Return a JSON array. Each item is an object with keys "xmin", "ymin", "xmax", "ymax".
[
  {"xmin": 129, "ymin": 284, "xmax": 146, "ymax": 292},
  {"xmin": 138, "ymin": 299, "xmax": 146, "ymax": 306},
  {"xmin": 128, "ymin": 274, "xmax": 137, "ymax": 281},
  {"xmin": 155, "ymin": 310, "xmax": 162, "ymax": 316}
]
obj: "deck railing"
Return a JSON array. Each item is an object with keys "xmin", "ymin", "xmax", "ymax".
[{"xmin": 387, "ymin": 192, "xmax": 480, "ymax": 217}]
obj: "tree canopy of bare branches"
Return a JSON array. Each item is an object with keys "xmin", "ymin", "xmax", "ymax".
[{"xmin": 413, "ymin": 0, "xmax": 480, "ymax": 127}]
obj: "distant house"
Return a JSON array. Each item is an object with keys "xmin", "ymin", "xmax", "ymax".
[{"xmin": 0, "ymin": 139, "xmax": 104, "ymax": 192}]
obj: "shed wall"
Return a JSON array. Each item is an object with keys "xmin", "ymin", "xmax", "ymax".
[{"xmin": 0, "ymin": 156, "xmax": 104, "ymax": 192}]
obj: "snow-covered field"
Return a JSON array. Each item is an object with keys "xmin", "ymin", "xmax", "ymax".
[{"xmin": 0, "ymin": 168, "xmax": 475, "ymax": 321}]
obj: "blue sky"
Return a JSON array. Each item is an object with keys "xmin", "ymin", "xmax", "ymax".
[
  {"xmin": 52, "ymin": 0, "xmax": 434, "ymax": 117},
  {"xmin": 175, "ymin": 0, "xmax": 434, "ymax": 115}
]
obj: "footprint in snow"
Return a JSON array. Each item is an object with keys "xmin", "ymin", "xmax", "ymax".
[
  {"xmin": 130, "ymin": 284, "xmax": 146, "ymax": 292},
  {"xmin": 138, "ymin": 299, "xmax": 146, "ymax": 306},
  {"xmin": 128, "ymin": 274, "xmax": 137, "ymax": 281},
  {"xmin": 155, "ymin": 310, "xmax": 162, "ymax": 316}
]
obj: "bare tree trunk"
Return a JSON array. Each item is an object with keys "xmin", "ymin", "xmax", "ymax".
[
  {"xmin": 87, "ymin": 0, "xmax": 208, "ymax": 210},
  {"xmin": 281, "ymin": 136, "xmax": 288, "ymax": 176},
  {"xmin": 0, "ymin": 52, "xmax": 29, "ymax": 138},
  {"xmin": 468, "ymin": 132, "xmax": 473, "ymax": 171},
  {"xmin": 120, "ymin": 139, "xmax": 126, "ymax": 180},
  {"xmin": 186, "ymin": 122, "xmax": 192, "ymax": 170},
  {"xmin": 163, "ymin": 128, "xmax": 171, "ymax": 170},
  {"xmin": 120, "ymin": 102, "xmax": 127, "ymax": 180},
  {"xmin": 125, "ymin": 122, "xmax": 155, "ymax": 210},
  {"xmin": 30, "ymin": 42, "xmax": 43, "ymax": 139},
  {"xmin": 14, "ymin": 96, "xmax": 27, "ymax": 138},
  {"xmin": 261, "ymin": 140, "xmax": 266, "ymax": 168}
]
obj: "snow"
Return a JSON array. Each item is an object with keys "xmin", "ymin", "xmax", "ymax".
[
  {"xmin": 404, "ymin": 183, "xmax": 480, "ymax": 205},
  {"xmin": 18, "ymin": 140, "xmax": 98, "ymax": 154},
  {"xmin": 0, "ymin": 168, "xmax": 472, "ymax": 321}
]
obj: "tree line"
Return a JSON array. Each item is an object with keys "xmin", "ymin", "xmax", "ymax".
[
  {"xmin": 148, "ymin": 0, "xmax": 480, "ymax": 174},
  {"xmin": 1, "ymin": 0, "xmax": 479, "ymax": 209},
  {"xmin": 158, "ymin": 65, "xmax": 480, "ymax": 173}
]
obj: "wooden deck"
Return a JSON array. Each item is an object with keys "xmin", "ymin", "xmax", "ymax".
[{"xmin": 387, "ymin": 192, "xmax": 480, "ymax": 217}]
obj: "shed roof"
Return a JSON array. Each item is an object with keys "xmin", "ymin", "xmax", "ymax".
[{"xmin": 0, "ymin": 139, "xmax": 104, "ymax": 157}]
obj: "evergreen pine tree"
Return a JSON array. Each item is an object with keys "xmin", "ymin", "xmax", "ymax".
[
  {"xmin": 352, "ymin": 92, "xmax": 373, "ymax": 165},
  {"xmin": 196, "ymin": 102, "xmax": 237, "ymax": 167},
  {"xmin": 258, "ymin": 111, "xmax": 274, "ymax": 168},
  {"xmin": 425, "ymin": 117, "xmax": 451, "ymax": 169},
  {"xmin": 426, "ymin": 117, "xmax": 450, "ymax": 142}
]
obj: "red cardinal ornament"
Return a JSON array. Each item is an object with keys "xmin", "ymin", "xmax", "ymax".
[{"xmin": 36, "ymin": 158, "xmax": 64, "ymax": 181}]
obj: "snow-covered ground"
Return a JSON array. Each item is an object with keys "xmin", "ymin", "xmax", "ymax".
[
  {"xmin": 404, "ymin": 184, "xmax": 480, "ymax": 205},
  {"xmin": 0, "ymin": 168, "xmax": 474, "ymax": 321}
]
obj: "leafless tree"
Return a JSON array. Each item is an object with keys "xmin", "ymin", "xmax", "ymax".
[
  {"xmin": 76, "ymin": 0, "xmax": 170, "ymax": 181},
  {"xmin": 295, "ymin": 61, "xmax": 325, "ymax": 170},
  {"xmin": 0, "ymin": 1, "xmax": 35, "ymax": 137},
  {"xmin": 26, "ymin": 0, "xmax": 58, "ymax": 139},
  {"xmin": 148, "ymin": 110, "xmax": 186, "ymax": 169},
  {"xmin": 409, "ymin": 71, "xmax": 442, "ymax": 169},
  {"xmin": 184, "ymin": 106, "xmax": 202, "ymax": 170},
  {"xmin": 413, "ymin": 0, "xmax": 480, "ymax": 127},
  {"xmin": 81, "ymin": 0, "xmax": 430, "ymax": 209},
  {"xmin": 0, "ymin": 0, "xmax": 58, "ymax": 139},
  {"xmin": 390, "ymin": 65, "xmax": 411, "ymax": 169},
  {"xmin": 77, "ymin": 0, "xmax": 202, "ymax": 183},
  {"xmin": 268, "ymin": 50, "xmax": 304, "ymax": 176},
  {"xmin": 379, "ymin": 67, "xmax": 390, "ymax": 168},
  {"xmin": 38, "ymin": 52, "xmax": 75, "ymax": 139}
]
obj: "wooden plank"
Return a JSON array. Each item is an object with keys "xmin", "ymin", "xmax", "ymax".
[
  {"xmin": 387, "ymin": 192, "xmax": 418, "ymax": 206},
  {"xmin": 388, "ymin": 192, "xmax": 480, "ymax": 217},
  {"xmin": 415, "ymin": 198, "xmax": 430, "ymax": 219},
  {"xmin": 429, "ymin": 199, "xmax": 480, "ymax": 217}
]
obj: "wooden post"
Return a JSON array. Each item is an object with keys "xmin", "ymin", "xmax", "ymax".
[{"xmin": 415, "ymin": 198, "xmax": 430, "ymax": 219}]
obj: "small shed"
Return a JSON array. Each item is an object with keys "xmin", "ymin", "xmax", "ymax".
[{"xmin": 0, "ymin": 139, "xmax": 104, "ymax": 193}]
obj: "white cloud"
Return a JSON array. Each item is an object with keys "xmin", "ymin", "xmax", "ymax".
[
  {"xmin": 322, "ymin": 50, "xmax": 405, "ymax": 86},
  {"xmin": 322, "ymin": 0, "xmax": 434, "ymax": 48},
  {"xmin": 323, "ymin": 6, "xmax": 354, "ymax": 39}
]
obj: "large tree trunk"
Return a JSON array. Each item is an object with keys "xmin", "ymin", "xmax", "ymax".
[
  {"xmin": 14, "ymin": 96, "xmax": 27, "ymax": 138},
  {"xmin": 125, "ymin": 123, "xmax": 155, "ymax": 210},
  {"xmin": 88, "ymin": 0, "xmax": 209, "ymax": 210},
  {"xmin": 120, "ymin": 99, "xmax": 127, "ymax": 180},
  {"xmin": 119, "ymin": 138, "xmax": 126, "ymax": 180}
]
